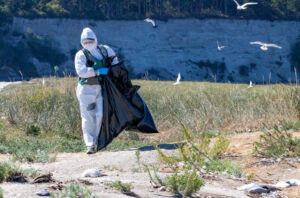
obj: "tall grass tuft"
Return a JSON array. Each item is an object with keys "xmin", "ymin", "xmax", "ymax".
[
  {"xmin": 145, "ymin": 126, "xmax": 240, "ymax": 197},
  {"xmin": 0, "ymin": 77, "xmax": 81, "ymax": 135},
  {"xmin": 254, "ymin": 124, "xmax": 300, "ymax": 157}
]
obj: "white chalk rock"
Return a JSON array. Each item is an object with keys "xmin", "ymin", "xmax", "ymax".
[{"xmin": 82, "ymin": 169, "xmax": 104, "ymax": 178}]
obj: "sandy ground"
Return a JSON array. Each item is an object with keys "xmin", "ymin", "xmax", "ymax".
[
  {"xmin": 0, "ymin": 131, "xmax": 299, "ymax": 198},
  {"xmin": 0, "ymin": 82, "xmax": 12, "ymax": 90},
  {"xmin": 0, "ymin": 148, "xmax": 248, "ymax": 198},
  {"xmin": 0, "ymin": 81, "xmax": 21, "ymax": 91}
]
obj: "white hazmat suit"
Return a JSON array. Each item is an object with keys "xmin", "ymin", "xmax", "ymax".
[{"xmin": 75, "ymin": 27, "xmax": 119, "ymax": 148}]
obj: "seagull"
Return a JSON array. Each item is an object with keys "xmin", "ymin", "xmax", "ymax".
[
  {"xmin": 144, "ymin": 18, "xmax": 157, "ymax": 28},
  {"xmin": 250, "ymin": 41, "xmax": 282, "ymax": 51},
  {"xmin": 217, "ymin": 41, "xmax": 226, "ymax": 51},
  {"xmin": 233, "ymin": 0, "xmax": 258, "ymax": 10},
  {"xmin": 173, "ymin": 73, "xmax": 181, "ymax": 85},
  {"xmin": 248, "ymin": 81, "xmax": 253, "ymax": 88}
]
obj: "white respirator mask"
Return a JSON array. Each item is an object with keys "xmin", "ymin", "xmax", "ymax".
[{"xmin": 83, "ymin": 41, "xmax": 97, "ymax": 51}]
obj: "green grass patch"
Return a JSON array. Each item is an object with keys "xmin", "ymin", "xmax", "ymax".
[
  {"xmin": 0, "ymin": 129, "xmax": 85, "ymax": 162},
  {"xmin": 166, "ymin": 171, "xmax": 204, "ymax": 196},
  {"xmin": 254, "ymin": 124, "xmax": 300, "ymax": 158},
  {"xmin": 0, "ymin": 162, "xmax": 39, "ymax": 183},
  {"xmin": 0, "ymin": 127, "xmax": 147, "ymax": 162},
  {"xmin": 204, "ymin": 160, "xmax": 242, "ymax": 178},
  {"xmin": 51, "ymin": 184, "xmax": 96, "ymax": 198},
  {"xmin": 0, "ymin": 186, "xmax": 3, "ymax": 198},
  {"xmin": 105, "ymin": 180, "xmax": 131, "ymax": 193},
  {"xmin": 280, "ymin": 120, "xmax": 300, "ymax": 131}
]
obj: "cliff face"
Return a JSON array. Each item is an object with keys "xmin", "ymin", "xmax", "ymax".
[{"xmin": 9, "ymin": 17, "xmax": 300, "ymax": 83}]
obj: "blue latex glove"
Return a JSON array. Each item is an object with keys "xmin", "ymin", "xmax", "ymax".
[{"xmin": 96, "ymin": 67, "xmax": 109, "ymax": 76}]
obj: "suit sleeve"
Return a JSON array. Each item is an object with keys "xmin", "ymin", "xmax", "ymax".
[
  {"xmin": 75, "ymin": 50, "xmax": 96, "ymax": 78},
  {"xmin": 103, "ymin": 45, "xmax": 120, "ymax": 66}
]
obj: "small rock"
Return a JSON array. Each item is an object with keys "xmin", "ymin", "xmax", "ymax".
[{"xmin": 36, "ymin": 189, "xmax": 50, "ymax": 196}]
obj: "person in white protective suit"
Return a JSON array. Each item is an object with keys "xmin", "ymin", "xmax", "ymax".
[{"xmin": 75, "ymin": 27, "xmax": 119, "ymax": 154}]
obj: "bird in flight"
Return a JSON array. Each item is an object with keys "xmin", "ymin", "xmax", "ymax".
[
  {"xmin": 173, "ymin": 73, "xmax": 181, "ymax": 85},
  {"xmin": 250, "ymin": 41, "xmax": 282, "ymax": 51},
  {"xmin": 217, "ymin": 40, "xmax": 226, "ymax": 51},
  {"xmin": 233, "ymin": 0, "xmax": 258, "ymax": 10},
  {"xmin": 144, "ymin": 18, "xmax": 157, "ymax": 28}
]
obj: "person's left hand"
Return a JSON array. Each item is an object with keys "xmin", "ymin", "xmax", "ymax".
[{"xmin": 96, "ymin": 67, "xmax": 109, "ymax": 76}]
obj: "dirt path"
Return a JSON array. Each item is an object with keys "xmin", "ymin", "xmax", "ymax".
[
  {"xmin": 0, "ymin": 81, "xmax": 21, "ymax": 91},
  {"xmin": 0, "ymin": 129, "xmax": 299, "ymax": 197},
  {"xmin": 0, "ymin": 148, "xmax": 250, "ymax": 198},
  {"xmin": 0, "ymin": 82, "xmax": 11, "ymax": 91}
]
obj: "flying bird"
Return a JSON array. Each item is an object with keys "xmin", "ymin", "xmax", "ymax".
[
  {"xmin": 250, "ymin": 41, "xmax": 282, "ymax": 51},
  {"xmin": 173, "ymin": 73, "xmax": 181, "ymax": 85},
  {"xmin": 217, "ymin": 40, "xmax": 226, "ymax": 51},
  {"xmin": 233, "ymin": 0, "xmax": 258, "ymax": 10},
  {"xmin": 144, "ymin": 18, "xmax": 157, "ymax": 28}
]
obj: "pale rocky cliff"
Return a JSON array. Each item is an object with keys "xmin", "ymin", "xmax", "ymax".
[{"xmin": 9, "ymin": 17, "xmax": 300, "ymax": 83}]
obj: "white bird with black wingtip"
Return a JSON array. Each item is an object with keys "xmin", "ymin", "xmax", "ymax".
[
  {"xmin": 233, "ymin": 0, "xmax": 258, "ymax": 10},
  {"xmin": 173, "ymin": 73, "xmax": 181, "ymax": 85}
]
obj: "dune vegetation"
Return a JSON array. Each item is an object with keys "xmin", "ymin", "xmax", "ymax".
[{"xmin": 0, "ymin": 78, "xmax": 299, "ymax": 162}]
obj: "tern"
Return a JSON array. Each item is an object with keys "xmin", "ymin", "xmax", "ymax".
[
  {"xmin": 217, "ymin": 40, "xmax": 226, "ymax": 51},
  {"xmin": 173, "ymin": 73, "xmax": 181, "ymax": 85}
]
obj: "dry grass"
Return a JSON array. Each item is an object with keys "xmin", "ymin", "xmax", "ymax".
[
  {"xmin": 137, "ymin": 80, "xmax": 299, "ymax": 137},
  {"xmin": 0, "ymin": 78, "xmax": 298, "ymax": 142}
]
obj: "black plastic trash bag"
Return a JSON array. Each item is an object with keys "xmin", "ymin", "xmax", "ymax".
[{"xmin": 97, "ymin": 63, "xmax": 158, "ymax": 150}]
